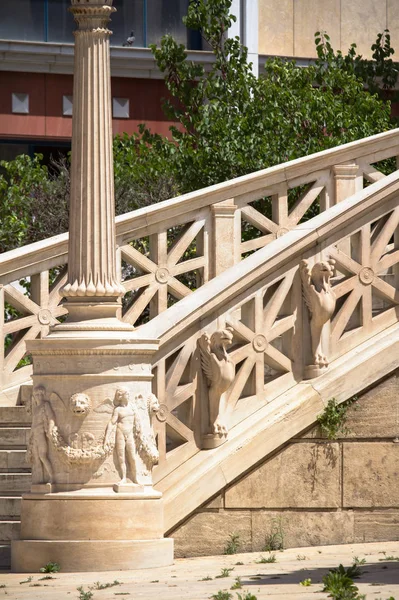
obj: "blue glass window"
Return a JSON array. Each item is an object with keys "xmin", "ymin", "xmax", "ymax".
[
  {"xmin": 111, "ymin": 0, "xmax": 144, "ymax": 47},
  {"xmin": 48, "ymin": 0, "xmax": 75, "ymax": 44},
  {"xmin": 147, "ymin": 0, "xmax": 189, "ymax": 47},
  {"xmin": 0, "ymin": 0, "xmax": 200, "ymax": 49},
  {"xmin": 0, "ymin": 0, "xmax": 45, "ymax": 42}
]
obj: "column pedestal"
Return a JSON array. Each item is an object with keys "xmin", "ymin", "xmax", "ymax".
[
  {"xmin": 11, "ymin": 333, "xmax": 173, "ymax": 572},
  {"xmin": 12, "ymin": 490, "xmax": 172, "ymax": 572}
]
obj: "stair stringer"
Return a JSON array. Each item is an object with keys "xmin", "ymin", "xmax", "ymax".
[{"xmin": 160, "ymin": 323, "xmax": 399, "ymax": 534}]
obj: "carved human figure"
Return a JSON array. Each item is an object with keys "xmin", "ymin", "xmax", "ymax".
[
  {"xmin": 27, "ymin": 386, "xmax": 56, "ymax": 484},
  {"xmin": 104, "ymin": 387, "xmax": 137, "ymax": 485},
  {"xmin": 100, "ymin": 389, "xmax": 160, "ymax": 486},
  {"xmin": 198, "ymin": 326, "xmax": 235, "ymax": 436},
  {"xmin": 300, "ymin": 259, "xmax": 336, "ymax": 372}
]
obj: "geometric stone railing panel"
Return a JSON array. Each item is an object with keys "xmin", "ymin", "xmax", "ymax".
[{"xmin": 1, "ymin": 129, "xmax": 399, "ymax": 397}]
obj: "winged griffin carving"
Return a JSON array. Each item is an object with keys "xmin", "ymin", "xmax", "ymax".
[
  {"xmin": 198, "ymin": 326, "xmax": 235, "ymax": 439},
  {"xmin": 300, "ymin": 258, "xmax": 336, "ymax": 376}
]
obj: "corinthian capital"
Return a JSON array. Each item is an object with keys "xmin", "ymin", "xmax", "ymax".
[{"xmin": 70, "ymin": 0, "xmax": 116, "ymax": 32}]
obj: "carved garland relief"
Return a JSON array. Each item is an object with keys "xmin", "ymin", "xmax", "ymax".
[{"xmin": 28, "ymin": 385, "xmax": 160, "ymax": 489}]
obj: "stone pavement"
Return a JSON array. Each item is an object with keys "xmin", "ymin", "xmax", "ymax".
[{"xmin": 0, "ymin": 541, "xmax": 398, "ymax": 599}]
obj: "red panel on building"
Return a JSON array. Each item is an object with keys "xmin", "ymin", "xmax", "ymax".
[{"xmin": 0, "ymin": 71, "xmax": 174, "ymax": 142}]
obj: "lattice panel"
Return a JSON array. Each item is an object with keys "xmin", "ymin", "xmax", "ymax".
[
  {"xmin": 120, "ymin": 216, "xmax": 210, "ymax": 326},
  {"xmin": 330, "ymin": 207, "xmax": 399, "ymax": 358},
  {"xmin": 238, "ymin": 173, "xmax": 330, "ymax": 257},
  {"xmin": 152, "ymin": 339, "xmax": 199, "ymax": 483},
  {"xmin": 152, "ymin": 267, "xmax": 302, "ymax": 482},
  {"xmin": 1, "ymin": 268, "xmax": 68, "ymax": 391}
]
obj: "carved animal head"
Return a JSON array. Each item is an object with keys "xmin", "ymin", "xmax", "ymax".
[
  {"xmin": 147, "ymin": 393, "xmax": 160, "ymax": 415},
  {"xmin": 311, "ymin": 260, "xmax": 335, "ymax": 292},
  {"xmin": 210, "ymin": 326, "xmax": 234, "ymax": 354},
  {"xmin": 114, "ymin": 387, "xmax": 130, "ymax": 407},
  {"xmin": 69, "ymin": 393, "xmax": 91, "ymax": 416}
]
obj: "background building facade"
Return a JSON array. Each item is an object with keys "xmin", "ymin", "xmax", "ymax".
[{"xmin": 0, "ymin": 0, "xmax": 398, "ymax": 164}]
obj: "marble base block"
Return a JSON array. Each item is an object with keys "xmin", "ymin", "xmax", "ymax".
[
  {"xmin": 11, "ymin": 490, "xmax": 173, "ymax": 572},
  {"xmin": 12, "ymin": 539, "xmax": 174, "ymax": 572}
]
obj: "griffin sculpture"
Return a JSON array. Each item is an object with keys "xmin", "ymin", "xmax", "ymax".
[
  {"xmin": 300, "ymin": 258, "xmax": 336, "ymax": 372},
  {"xmin": 198, "ymin": 326, "xmax": 235, "ymax": 437}
]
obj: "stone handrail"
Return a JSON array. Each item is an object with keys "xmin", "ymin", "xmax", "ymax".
[
  {"xmin": 133, "ymin": 172, "xmax": 399, "ymax": 483},
  {"xmin": 1, "ymin": 128, "xmax": 399, "ymax": 398}
]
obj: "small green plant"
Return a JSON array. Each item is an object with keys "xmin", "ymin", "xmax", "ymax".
[
  {"xmin": 317, "ymin": 397, "xmax": 357, "ymax": 439},
  {"xmin": 300, "ymin": 578, "xmax": 312, "ymax": 586},
  {"xmin": 200, "ymin": 575, "xmax": 213, "ymax": 581},
  {"xmin": 353, "ymin": 556, "xmax": 366, "ymax": 565},
  {"xmin": 263, "ymin": 517, "xmax": 284, "ymax": 551},
  {"xmin": 256, "ymin": 553, "xmax": 276, "ymax": 563},
  {"xmin": 91, "ymin": 580, "xmax": 121, "ymax": 590},
  {"xmin": 224, "ymin": 533, "xmax": 241, "ymax": 555},
  {"xmin": 296, "ymin": 554, "xmax": 307, "ymax": 561},
  {"xmin": 210, "ymin": 592, "xmax": 233, "ymax": 600},
  {"xmin": 19, "ymin": 577, "xmax": 33, "ymax": 585},
  {"xmin": 322, "ymin": 563, "xmax": 363, "ymax": 600},
  {"xmin": 236, "ymin": 594, "xmax": 258, "ymax": 600},
  {"xmin": 0, "ymin": 585, "xmax": 6, "ymax": 589},
  {"xmin": 77, "ymin": 586, "xmax": 94, "ymax": 600},
  {"xmin": 235, "ymin": 562, "xmax": 244, "ymax": 566},
  {"xmin": 230, "ymin": 577, "xmax": 242, "ymax": 590},
  {"xmin": 216, "ymin": 568, "xmax": 234, "ymax": 579},
  {"xmin": 39, "ymin": 575, "xmax": 56, "ymax": 581},
  {"xmin": 380, "ymin": 556, "xmax": 399, "ymax": 561},
  {"xmin": 114, "ymin": 594, "xmax": 130, "ymax": 597},
  {"xmin": 150, "ymin": 580, "xmax": 159, "ymax": 583},
  {"xmin": 40, "ymin": 562, "xmax": 61, "ymax": 573}
]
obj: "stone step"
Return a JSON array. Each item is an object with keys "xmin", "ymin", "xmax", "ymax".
[
  {"xmin": 0, "ymin": 406, "xmax": 31, "ymax": 426},
  {"xmin": 0, "ymin": 474, "xmax": 31, "ymax": 494},
  {"xmin": 0, "ymin": 450, "xmax": 29, "ymax": 472},
  {"xmin": 0, "ymin": 544, "xmax": 10, "ymax": 569},
  {"xmin": 0, "ymin": 428, "xmax": 29, "ymax": 448},
  {"xmin": 0, "ymin": 497, "xmax": 21, "ymax": 519},
  {"xmin": 0, "ymin": 520, "xmax": 20, "ymax": 542}
]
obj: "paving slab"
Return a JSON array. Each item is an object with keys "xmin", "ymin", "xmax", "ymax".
[{"xmin": 0, "ymin": 541, "xmax": 398, "ymax": 599}]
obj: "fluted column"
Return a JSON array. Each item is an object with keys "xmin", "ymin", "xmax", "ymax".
[{"xmin": 61, "ymin": 0, "xmax": 125, "ymax": 314}]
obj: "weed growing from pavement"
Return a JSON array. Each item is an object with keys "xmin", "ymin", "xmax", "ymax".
[
  {"xmin": 224, "ymin": 533, "xmax": 241, "ymax": 555},
  {"xmin": 77, "ymin": 586, "xmax": 94, "ymax": 600},
  {"xmin": 215, "ymin": 568, "xmax": 235, "ymax": 578},
  {"xmin": 230, "ymin": 577, "xmax": 242, "ymax": 589},
  {"xmin": 263, "ymin": 517, "xmax": 284, "ymax": 551},
  {"xmin": 40, "ymin": 561, "xmax": 60, "ymax": 573},
  {"xmin": 256, "ymin": 553, "xmax": 276, "ymax": 563}
]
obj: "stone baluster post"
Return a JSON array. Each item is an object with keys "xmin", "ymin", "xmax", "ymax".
[
  {"xmin": 60, "ymin": 0, "xmax": 126, "ymax": 326},
  {"xmin": 211, "ymin": 199, "xmax": 240, "ymax": 278},
  {"xmin": 333, "ymin": 162, "xmax": 360, "ymax": 256}
]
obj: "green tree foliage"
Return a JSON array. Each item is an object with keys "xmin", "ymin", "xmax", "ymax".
[
  {"xmin": 147, "ymin": 0, "xmax": 392, "ymax": 192},
  {"xmin": 0, "ymin": 0, "xmax": 395, "ymax": 253}
]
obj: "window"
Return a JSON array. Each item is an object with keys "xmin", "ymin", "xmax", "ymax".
[
  {"xmin": 0, "ymin": 0, "xmax": 201, "ymax": 49},
  {"xmin": 62, "ymin": 95, "xmax": 73, "ymax": 116},
  {"xmin": 147, "ymin": 0, "xmax": 189, "ymax": 47},
  {"xmin": 112, "ymin": 97, "xmax": 130, "ymax": 119},
  {"xmin": 48, "ymin": 0, "xmax": 75, "ymax": 44},
  {"xmin": 0, "ymin": 0, "xmax": 45, "ymax": 42},
  {"xmin": 111, "ymin": 0, "xmax": 144, "ymax": 48},
  {"xmin": 12, "ymin": 93, "xmax": 30, "ymax": 114}
]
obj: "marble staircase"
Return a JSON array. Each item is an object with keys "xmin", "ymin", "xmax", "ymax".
[{"xmin": 0, "ymin": 406, "xmax": 31, "ymax": 568}]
